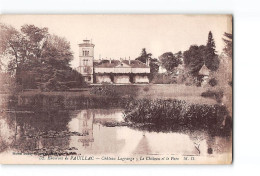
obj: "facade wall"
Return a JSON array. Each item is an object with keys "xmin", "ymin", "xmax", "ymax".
[
  {"xmin": 79, "ymin": 66, "xmax": 93, "ymax": 75},
  {"xmin": 114, "ymin": 75, "xmax": 130, "ymax": 84},
  {"xmin": 79, "ymin": 47, "xmax": 94, "ymax": 57},
  {"xmin": 132, "ymin": 68, "xmax": 150, "ymax": 73},
  {"xmin": 96, "ymin": 75, "xmax": 112, "ymax": 83},
  {"xmin": 95, "ymin": 67, "xmax": 114, "ymax": 73},
  {"xmin": 94, "ymin": 67, "xmax": 150, "ymax": 74},
  {"xmin": 78, "ymin": 43, "xmax": 94, "ymax": 84},
  {"xmin": 133, "ymin": 75, "xmax": 149, "ymax": 83},
  {"xmin": 114, "ymin": 67, "xmax": 131, "ymax": 73}
]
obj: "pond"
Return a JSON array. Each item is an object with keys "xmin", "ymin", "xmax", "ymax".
[{"xmin": 0, "ymin": 108, "xmax": 232, "ymax": 159}]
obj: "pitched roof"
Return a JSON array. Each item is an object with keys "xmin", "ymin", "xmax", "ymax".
[
  {"xmin": 94, "ymin": 60, "xmax": 149, "ymax": 68},
  {"xmin": 199, "ymin": 64, "xmax": 210, "ymax": 76},
  {"xmin": 94, "ymin": 60, "xmax": 120, "ymax": 68},
  {"xmin": 123, "ymin": 60, "xmax": 149, "ymax": 68}
]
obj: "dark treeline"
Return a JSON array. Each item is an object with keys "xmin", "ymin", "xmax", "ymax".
[
  {"xmin": 135, "ymin": 31, "xmax": 227, "ymax": 86},
  {"xmin": 0, "ymin": 23, "xmax": 85, "ymax": 92}
]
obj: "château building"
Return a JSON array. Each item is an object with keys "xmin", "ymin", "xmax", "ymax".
[{"xmin": 77, "ymin": 39, "xmax": 150, "ymax": 84}]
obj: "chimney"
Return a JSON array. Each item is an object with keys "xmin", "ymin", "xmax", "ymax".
[
  {"xmin": 146, "ymin": 58, "xmax": 150, "ymax": 66},
  {"xmin": 128, "ymin": 56, "xmax": 130, "ymax": 65},
  {"xmin": 110, "ymin": 58, "xmax": 111, "ymax": 64}
]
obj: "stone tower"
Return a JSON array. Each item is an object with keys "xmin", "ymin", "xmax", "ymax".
[{"xmin": 78, "ymin": 39, "xmax": 95, "ymax": 83}]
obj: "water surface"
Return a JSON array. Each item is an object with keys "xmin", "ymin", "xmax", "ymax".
[{"xmin": 0, "ymin": 108, "xmax": 232, "ymax": 157}]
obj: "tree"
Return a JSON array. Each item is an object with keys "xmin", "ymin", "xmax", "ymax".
[
  {"xmin": 0, "ymin": 24, "xmax": 49, "ymax": 79},
  {"xmin": 183, "ymin": 31, "xmax": 220, "ymax": 76},
  {"xmin": 183, "ymin": 45, "xmax": 206, "ymax": 76},
  {"xmin": 159, "ymin": 51, "xmax": 182, "ymax": 73},
  {"xmin": 149, "ymin": 58, "xmax": 159, "ymax": 80},
  {"xmin": 0, "ymin": 23, "xmax": 84, "ymax": 91},
  {"xmin": 149, "ymin": 58, "xmax": 159, "ymax": 73},
  {"xmin": 0, "ymin": 24, "xmax": 23, "ymax": 77},
  {"xmin": 205, "ymin": 31, "xmax": 219, "ymax": 71},
  {"xmin": 135, "ymin": 48, "xmax": 152, "ymax": 64},
  {"xmin": 135, "ymin": 48, "xmax": 159, "ymax": 81},
  {"xmin": 222, "ymin": 32, "xmax": 232, "ymax": 58}
]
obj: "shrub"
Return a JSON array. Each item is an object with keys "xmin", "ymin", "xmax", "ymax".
[
  {"xmin": 143, "ymin": 87, "xmax": 149, "ymax": 92},
  {"xmin": 209, "ymin": 78, "xmax": 218, "ymax": 87},
  {"xmin": 40, "ymin": 78, "xmax": 69, "ymax": 91},
  {"xmin": 90, "ymin": 85, "xmax": 118, "ymax": 97},
  {"xmin": 151, "ymin": 73, "xmax": 177, "ymax": 84},
  {"xmin": 201, "ymin": 90, "xmax": 224, "ymax": 103}
]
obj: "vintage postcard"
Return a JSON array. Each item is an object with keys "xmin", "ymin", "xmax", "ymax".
[{"xmin": 0, "ymin": 15, "xmax": 232, "ymax": 164}]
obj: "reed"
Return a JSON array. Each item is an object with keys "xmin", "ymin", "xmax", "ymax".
[{"xmin": 123, "ymin": 98, "xmax": 232, "ymax": 134}]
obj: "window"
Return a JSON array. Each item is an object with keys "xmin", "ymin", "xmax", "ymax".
[
  {"xmin": 83, "ymin": 59, "xmax": 89, "ymax": 65},
  {"xmin": 84, "ymin": 76, "xmax": 91, "ymax": 82},
  {"xmin": 82, "ymin": 49, "xmax": 90, "ymax": 56}
]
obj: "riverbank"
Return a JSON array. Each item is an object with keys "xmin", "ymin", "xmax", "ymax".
[{"xmin": 1, "ymin": 84, "xmax": 217, "ymax": 105}]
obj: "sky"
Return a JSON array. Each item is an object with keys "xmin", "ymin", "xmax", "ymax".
[{"xmin": 0, "ymin": 15, "xmax": 232, "ymax": 68}]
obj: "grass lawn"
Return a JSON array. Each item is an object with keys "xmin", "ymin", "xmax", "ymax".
[
  {"xmin": 17, "ymin": 84, "xmax": 216, "ymax": 105},
  {"xmin": 137, "ymin": 84, "xmax": 216, "ymax": 104}
]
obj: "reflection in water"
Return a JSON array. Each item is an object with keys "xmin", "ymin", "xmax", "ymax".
[
  {"xmin": 68, "ymin": 109, "xmax": 125, "ymax": 154},
  {"xmin": 0, "ymin": 108, "xmax": 232, "ymax": 157},
  {"xmin": 133, "ymin": 135, "xmax": 151, "ymax": 155}
]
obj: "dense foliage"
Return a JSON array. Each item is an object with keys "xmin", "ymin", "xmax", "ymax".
[
  {"xmin": 0, "ymin": 23, "xmax": 85, "ymax": 91},
  {"xmin": 124, "ymin": 98, "xmax": 231, "ymax": 134},
  {"xmin": 135, "ymin": 48, "xmax": 159, "ymax": 81},
  {"xmin": 222, "ymin": 32, "xmax": 232, "ymax": 59},
  {"xmin": 159, "ymin": 51, "xmax": 182, "ymax": 73},
  {"xmin": 183, "ymin": 31, "xmax": 219, "ymax": 76}
]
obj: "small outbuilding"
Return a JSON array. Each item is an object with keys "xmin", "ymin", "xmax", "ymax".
[{"xmin": 198, "ymin": 64, "xmax": 210, "ymax": 86}]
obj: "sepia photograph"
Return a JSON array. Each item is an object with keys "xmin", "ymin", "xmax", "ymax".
[{"xmin": 0, "ymin": 15, "xmax": 232, "ymax": 164}]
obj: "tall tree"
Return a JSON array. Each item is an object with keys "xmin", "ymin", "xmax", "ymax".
[
  {"xmin": 159, "ymin": 51, "xmax": 182, "ymax": 73},
  {"xmin": 205, "ymin": 31, "xmax": 219, "ymax": 71},
  {"xmin": 222, "ymin": 32, "xmax": 232, "ymax": 58}
]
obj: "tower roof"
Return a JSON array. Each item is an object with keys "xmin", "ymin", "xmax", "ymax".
[{"xmin": 78, "ymin": 39, "xmax": 95, "ymax": 47}]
